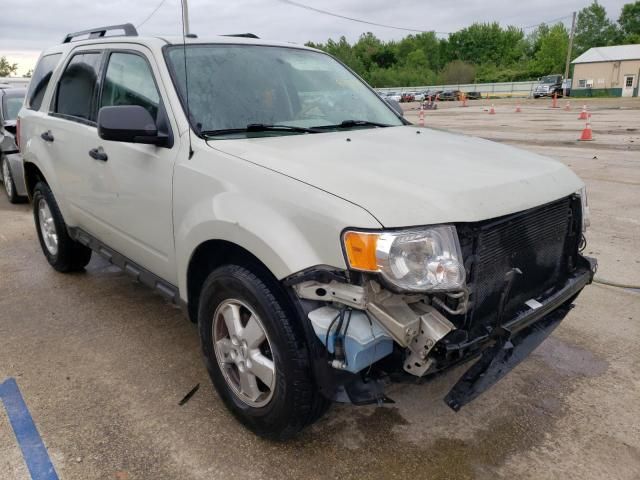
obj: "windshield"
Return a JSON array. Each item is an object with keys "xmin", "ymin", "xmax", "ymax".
[
  {"xmin": 2, "ymin": 94, "xmax": 24, "ymax": 121},
  {"xmin": 540, "ymin": 75, "xmax": 560, "ymax": 84},
  {"xmin": 165, "ymin": 44, "xmax": 403, "ymax": 137}
]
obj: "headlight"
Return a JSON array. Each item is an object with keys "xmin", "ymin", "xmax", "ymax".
[
  {"xmin": 577, "ymin": 186, "xmax": 590, "ymax": 232},
  {"xmin": 342, "ymin": 226, "xmax": 466, "ymax": 292}
]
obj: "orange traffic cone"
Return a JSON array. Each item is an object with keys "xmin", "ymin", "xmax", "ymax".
[
  {"xmin": 515, "ymin": 104, "xmax": 522, "ymax": 113},
  {"xmin": 578, "ymin": 120, "xmax": 593, "ymax": 141},
  {"xmin": 489, "ymin": 104, "xmax": 496, "ymax": 114},
  {"xmin": 551, "ymin": 92, "xmax": 559, "ymax": 108},
  {"xmin": 564, "ymin": 101, "xmax": 571, "ymax": 111},
  {"xmin": 418, "ymin": 107, "xmax": 425, "ymax": 127},
  {"xmin": 578, "ymin": 105, "xmax": 588, "ymax": 120}
]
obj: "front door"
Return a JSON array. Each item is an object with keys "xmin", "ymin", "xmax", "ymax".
[
  {"xmin": 86, "ymin": 47, "xmax": 180, "ymax": 284},
  {"xmin": 622, "ymin": 75, "xmax": 635, "ymax": 97}
]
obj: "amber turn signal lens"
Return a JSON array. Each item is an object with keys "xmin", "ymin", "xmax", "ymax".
[{"xmin": 343, "ymin": 231, "xmax": 379, "ymax": 271}]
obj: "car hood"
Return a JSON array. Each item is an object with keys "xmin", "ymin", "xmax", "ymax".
[{"xmin": 207, "ymin": 126, "xmax": 583, "ymax": 228}]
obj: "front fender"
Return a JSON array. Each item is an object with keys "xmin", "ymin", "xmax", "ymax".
[
  {"xmin": 176, "ymin": 191, "xmax": 371, "ymax": 300},
  {"xmin": 173, "ymin": 144, "xmax": 382, "ymax": 301}
]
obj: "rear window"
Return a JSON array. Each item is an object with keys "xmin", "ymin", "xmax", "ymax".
[
  {"xmin": 2, "ymin": 93, "xmax": 25, "ymax": 121},
  {"xmin": 54, "ymin": 52, "xmax": 102, "ymax": 121},
  {"xmin": 26, "ymin": 53, "xmax": 62, "ymax": 111}
]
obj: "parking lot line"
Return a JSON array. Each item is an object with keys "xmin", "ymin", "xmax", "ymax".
[{"xmin": 0, "ymin": 378, "xmax": 59, "ymax": 480}]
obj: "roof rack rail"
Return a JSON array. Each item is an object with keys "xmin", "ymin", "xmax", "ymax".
[
  {"xmin": 222, "ymin": 33, "xmax": 260, "ymax": 39},
  {"xmin": 62, "ymin": 23, "xmax": 138, "ymax": 44}
]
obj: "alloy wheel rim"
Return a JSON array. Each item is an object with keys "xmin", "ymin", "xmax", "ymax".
[
  {"xmin": 212, "ymin": 299, "xmax": 276, "ymax": 408},
  {"xmin": 2, "ymin": 160, "xmax": 12, "ymax": 198},
  {"xmin": 38, "ymin": 198, "xmax": 58, "ymax": 256}
]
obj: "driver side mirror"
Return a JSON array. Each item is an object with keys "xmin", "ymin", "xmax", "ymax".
[{"xmin": 98, "ymin": 105, "xmax": 168, "ymax": 146}]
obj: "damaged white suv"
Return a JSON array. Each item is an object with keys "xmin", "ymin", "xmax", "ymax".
[{"xmin": 19, "ymin": 24, "xmax": 596, "ymax": 439}]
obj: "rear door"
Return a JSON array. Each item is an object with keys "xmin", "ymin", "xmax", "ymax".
[{"xmin": 45, "ymin": 49, "xmax": 106, "ymax": 227}]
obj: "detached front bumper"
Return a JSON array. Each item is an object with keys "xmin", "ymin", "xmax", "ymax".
[{"xmin": 443, "ymin": 255, "xmax": 597, "ymax": 411}]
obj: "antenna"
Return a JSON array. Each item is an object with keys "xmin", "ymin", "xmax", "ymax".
[{"xmin": 180, "ymin": 0, "xmax": 194, "ymax": 159}]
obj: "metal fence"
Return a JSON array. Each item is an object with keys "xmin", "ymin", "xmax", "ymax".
[
  {"xmin": 376, "ymin": 81, "xmax": 540, "ymax": 98},
  {"xmin": 0, "ymin": 77, "xmax": 30, "ymax": 88}
]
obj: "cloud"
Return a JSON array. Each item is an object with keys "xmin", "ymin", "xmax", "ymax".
[{"xmin": 0, "ymin": 0, "xmax": 629, "ymax": 75}]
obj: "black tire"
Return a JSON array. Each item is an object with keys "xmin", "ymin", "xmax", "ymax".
[
  {"xmin": 32, "ymin": 181, "xmax": 92, "ymax": 272},
  {"xmin": 1, "ymin": 156, "xmax": 25, "ymax": 204},
  {"xmin": 198, "ymin": 264, "xmax": 328, "ymax": 440}
]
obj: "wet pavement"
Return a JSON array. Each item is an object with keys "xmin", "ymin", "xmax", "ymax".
[{"xmin": 1, "ymin": 97, "xmax": 640, "ymax": 479}]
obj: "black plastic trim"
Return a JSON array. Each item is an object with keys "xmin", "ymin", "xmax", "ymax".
[
  {"xmin": 442, "ymin": 255, "xmax": 595, "ymax": 356},
  {"xmin": 63, "ymin": 23, "xmax": 138, "ymax": 44},
  {"xmin": 68, "ymin": 226, "xmax": 180, "ymax": 304}
]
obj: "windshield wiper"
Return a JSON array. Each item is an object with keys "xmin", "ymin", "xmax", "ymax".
[
  {"xmin": 313, "ymin": 119, "xmax": 391, "ymax": 130},
  {"xmin": 202, "ymin": 124, "xmax": 320, "ymax": 137}
]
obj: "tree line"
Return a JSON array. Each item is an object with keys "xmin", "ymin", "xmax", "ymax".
[
  {"xmin": 306, "ymin": 1, "xmax": 640, "ymax": 87},
  {"xmin": 1, "ymin": 1, "xmax": 638, "ymax": 80}
]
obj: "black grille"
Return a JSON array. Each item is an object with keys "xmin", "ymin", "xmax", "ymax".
[{"xmin": 457, "ymin": 196, "xmax": 580, "ymax": 335}]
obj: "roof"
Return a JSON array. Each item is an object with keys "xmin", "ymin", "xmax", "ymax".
[
  {"xmin": 572, "ymin": 44, "xmax": 640, "ymax": 64},
  {"xmin": 42, "ymin": 34, "xmax": 316, "ymax": 58}
]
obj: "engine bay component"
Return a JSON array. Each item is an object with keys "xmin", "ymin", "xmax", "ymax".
[
  {"xmin": 308, "ymin": 306, "xmax": 393, "ymax": 374},
  {"xmin": 402, "ymin": 304, "xmax": 455, "ymax": 376},
  {"xmin": 293, "ymin": 280, "xmax": 366, "ymax": 309}
]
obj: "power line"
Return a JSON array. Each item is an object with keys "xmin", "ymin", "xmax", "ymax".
[
  {"xmin": 137, "ymin": 0, "xmax": 168, "ymax": 29},
  {"xmin": 277, "ymin": 1, "xmax": 575, "ymax": 38},
  {"xmin": 522, "ymin": 14, "xmax": 574, "ymax": 30},
  {"xmin": 276, "ymin": 0, "xmax": 451, "ymax": 35}
]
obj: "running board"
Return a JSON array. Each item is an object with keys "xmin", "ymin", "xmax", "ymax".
[{"xmin": 67, "ymin": 227, "xmax": 180, "ymax": 304}]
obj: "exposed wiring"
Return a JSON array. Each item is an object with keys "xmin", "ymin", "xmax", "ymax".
[
  {"xmin": 324, "ymin": 310, "xmax": 342, "ymax": 353},
  {"xmin": 137, "ymin": 0, "xmax": 167, "ymax": 29},
  {"xmin": 594, "ymin": 277, "xmax": 640, "ymax": 290}
]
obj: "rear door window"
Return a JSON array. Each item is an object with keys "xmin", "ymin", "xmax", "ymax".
[
  {"xmin": 54, "ymin": 52, "xmax": 103, "ymax": 122},
  {"xmin": 26, "ymin": 53, "xmax": 62, "ymax": 111},
  {"xmin": 99, "ymin": 52, "xmax": 160, "ymax": 121}
]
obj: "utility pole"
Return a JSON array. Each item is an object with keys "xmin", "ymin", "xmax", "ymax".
[
  {"xmin": 564, "ymin": 11, "xmax": 577, "ymax": 95},
  {"xmin": 182, "ymin": 0, "xmax": 191, "ymax": 36}
]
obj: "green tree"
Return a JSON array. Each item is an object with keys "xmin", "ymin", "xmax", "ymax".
[
  {"xmin": 533, "ymin": 24, "xmax": 569, "ymax": 75},
  {"xmin": 618, "ymin": 1, "xmax": 640, "ymax": 42},
  {"xmin": 574, "ymin": 1, "xmax": 620, "ymax": 55},
  {"xmin": 447, "ymin": 23, "xmax": 526, "ymax": 66},
  {"xmin": 0, "ymin": 56, "xmax": 18, "ymax": 77},
  {"xmin": 24, "ymin": 69, "xmax": 33, "ymax": 78},
  {"xmin": 439, "ymin": 60, "xmax": 476, "ymax": 84}
]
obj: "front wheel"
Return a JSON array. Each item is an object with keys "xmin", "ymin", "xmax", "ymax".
[{"xmin": 198, "ymin": 264, "xmax": 329, "ymax": 439}]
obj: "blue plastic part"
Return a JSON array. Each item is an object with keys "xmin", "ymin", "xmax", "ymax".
[{"xmin": 308, "ymin": 307, "xmax": 394, "ymax": 373}]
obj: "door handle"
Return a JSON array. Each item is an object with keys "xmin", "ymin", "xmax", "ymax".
[
  {"xmin": 41, "ymin": 131, "xmax": 54, "ymax": 143},
  {"xmin": 89, "ymin": 147, "xmax": 108, "ymax": 162}
]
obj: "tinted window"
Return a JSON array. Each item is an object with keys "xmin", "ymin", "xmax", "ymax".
[
  {"xmin": 55, "ymin": 52, "xmax": 102, "ymax": 121},
  {"xmin": 100, "ymin": 53, "xmax": 160, "ymax": 121},
  {"xmin": 26, "ymin": 54, "xmax": 61, "ymax": 111}
]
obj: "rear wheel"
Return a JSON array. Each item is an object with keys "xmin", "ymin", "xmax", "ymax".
[
  {"xmin": 33, "ymin": 182, "xmax": 92, "ymax": 272},
  {"xmin": 1, "ymin": 157, "xmax": 25, "ymax": 204},
  {"xmin": 198, "ymin": 264, "xmax": 329, "ymax": 439}
]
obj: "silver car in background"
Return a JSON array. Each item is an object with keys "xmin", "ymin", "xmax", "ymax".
[{"xmin": 0, "ymin": 87, "xmax": 27, "ymax": 203}]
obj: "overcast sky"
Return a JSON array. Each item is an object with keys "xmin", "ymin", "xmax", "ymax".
[{"xmin": 0, "ymin": 0, "xmax": 629, "ymax": 75}]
